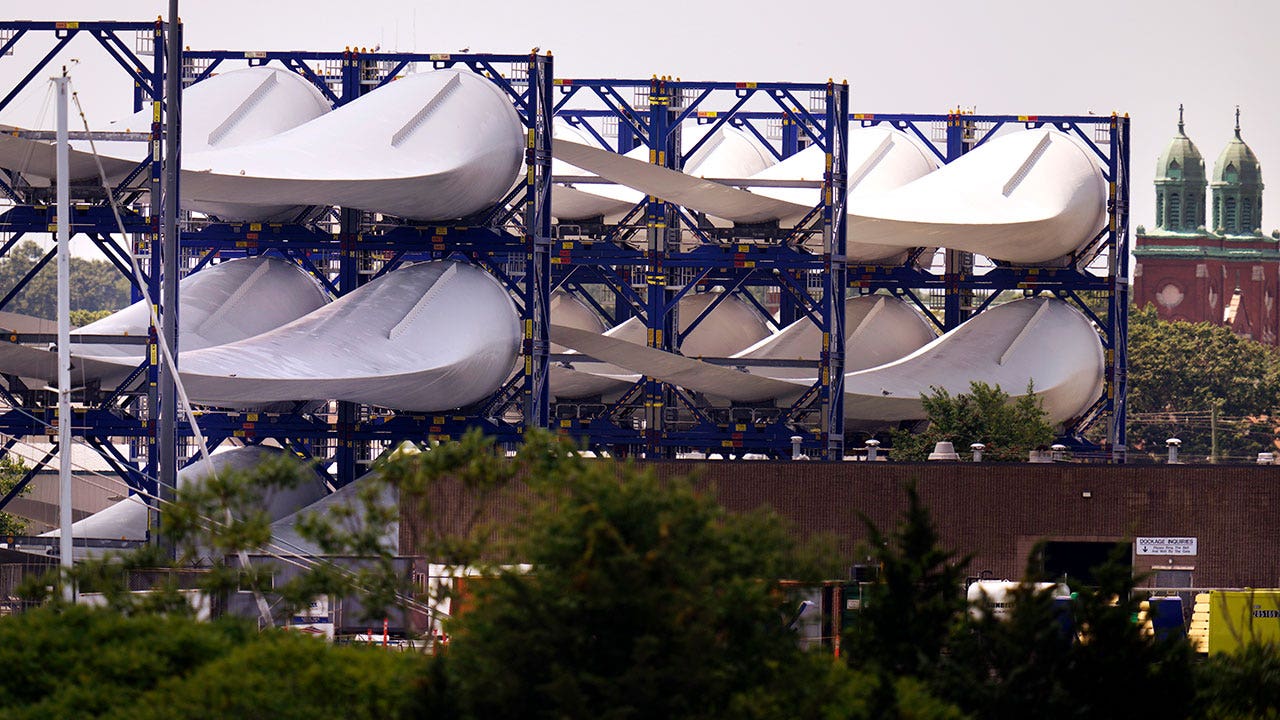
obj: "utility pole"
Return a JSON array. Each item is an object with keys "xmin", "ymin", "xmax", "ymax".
[{"xmin": 1209, "ymin": 399, "xmax": 1221, "ymax": 464}]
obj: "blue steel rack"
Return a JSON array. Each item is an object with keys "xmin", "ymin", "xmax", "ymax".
[
  {"xmin": 551, "ymin": 91, "xmax": 1129, "ymax": 461},
  {"xmin": 0, "ymin": 25, "xmax": 1130, "ymax": 498},
  {"xmin": 173, "ymin": 48, "xmax": 554, "ymax": 485},
  {"xmin": 842, "ymin": 112, "xmax": 1130, "ymax": 460},
  {"xmin": 552, "ymin": 78, "xmax": 851, "ymax": 460},
  {"xmin": 0, "ymin": 20, "xmax": 174, "ymax": 505}
]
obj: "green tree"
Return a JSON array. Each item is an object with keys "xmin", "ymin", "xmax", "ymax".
[
  {"xmin": 0, "ymin": 604, "xmax": 426, "ymax": 720},
  {"xmin": 0, "ymin": 239, "xmax": 132, "ymax": 319},
  {"xmin": 1128, "ymin": 304, "xmax": 1280, "ymax": 460},
  {"xmin": 0, "ymin": 604, "xmax": 251, "ymax": 719},
  {"xmin": 889, "ymin": 381, "xmax": 1055, "ymax": 461},
  {"xmin": 70, "ymin": 308, "xmax": 114, "ymax": 326},
  {"xmin": 0, "ymin": 456, "xmax": 29, "ymax": 536},
  {"xmin": 21, "ymin": 454, "xmax": 366, "ymax": 623},
  {"xmin": 842, "ymin": 483, "xmax": 971, "ymax": 717},
  {"xmin": 847, "ymin": 486, "xmax": 1198, "ymax": 719},
  {"xmin": 414, "ymin": 430, "xmax": 959, "ymax": 719},
  {"xmin": 443, "ymin": 435, "xmax": 812, "ymax": 718},
  {"xmin": 102, "ymin": 631, "xmax": 428, "ymax": 720},
  {"xmin": 935, "ymin": 547, "xmax": 1195, "ymax": 719},
  {"xmin": 1195, "ymin": 642, "xmax": 1280, "ymax": 718}
]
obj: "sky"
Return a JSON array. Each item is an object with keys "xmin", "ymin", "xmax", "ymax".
[{"xmin": 2, "ymin": 0, "xmax": 1279, "ymax": 243}]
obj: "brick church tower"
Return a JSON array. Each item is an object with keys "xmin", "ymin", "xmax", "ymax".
[{"xmin": 1133, "ymin": 107, "xmax": 1279, "ymax": 344}]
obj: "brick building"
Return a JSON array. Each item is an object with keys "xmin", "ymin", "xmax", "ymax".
[
  {"xmin": 1133, "ymin": 107, "xmax": 1279, "ymax": 344},
  {"xmin": 402, "ymin": 460, "xmax": 1280, "ymax": 589}
]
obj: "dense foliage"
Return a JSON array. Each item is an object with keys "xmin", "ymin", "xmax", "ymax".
[
  {"xmin": 443, "ymin": 437, "xmax": 843, "ymax": 719},
  {"xmin": 0, "ymin": 605, "xmax": 426, "ymax": 720},
  {"xmin": 933, "ymin": 549, "xmax": 1196, "ymax": 718},
  {"xmin": 0, "ymin": 239, "xmax": 132, "ymax": 319},
  {"xmin": 845, "ymin": 484, "xmax": 970, "ymax": 681},
  {"xmin": 1128, "ymin": 304, "xmax": 1280, "ymax": 460},
  {"xmin": 4, "ymin": 432, "xmax": 1280, "ymax": 717},
  {"xmin": 889, "ymin": 381, "xmax": 1055, "ymax": 461},
  {"xmin": 1195, "ymin": 642, "xmax": 1280, "ymax": 719},
  {"xmin": 843, "ymin": 485, "xmax": 1240, "ymax": 719}
]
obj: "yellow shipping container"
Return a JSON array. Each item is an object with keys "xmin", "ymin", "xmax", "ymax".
[{"xmin": 1207, "ymin": 590, "xmax": 1280, "ymax": 655}]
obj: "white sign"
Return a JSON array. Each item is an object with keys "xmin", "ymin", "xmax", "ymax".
[{"xmin": 1136, "ymin": 537, "xmax": 1198, "ymax": 556}]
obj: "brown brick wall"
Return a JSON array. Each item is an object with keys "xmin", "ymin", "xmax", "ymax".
[{"xmin": 401, "ymin": 461, "xmax": 1280, "ymax": 588}]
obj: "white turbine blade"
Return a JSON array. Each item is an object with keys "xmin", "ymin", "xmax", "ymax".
[
  {"xmin": 730, "ymin": 296, "xmax": 937, "ymax": 375},
  {"xmin": 42, "ymin": 446, "xmax": 325, "ymax": 543},
  {"xmin": 548, "ymin": 291, "xmax": 607, "ymax": 354},
  {"xmin": 0, "ymin": 66, "xmax": 331, "ymax": 182},
  {"xmin": 550, "ymin": 120, "xmax": 645, "ymax": 221},
  {"xmin": 840, "ymin": 297, "xmax": 1104, "ymax": 424},
  {"xmin": 551, "ymin": 296, "xmax": 1102, "ymax": 426},
  {"xmin": 550, "ymin": 295, "xmax": 937, "ymax": 403},
  {"xmin": 173, "ymin": 261, "xmax": 521, "ymax": 412},
  {"xmin": 553, "ymin": 137, "xmax": 804, "ymax": 223},
  {"xmin": 550, "ymin": 291, "xmax": 770, "ymax": 400},
  {"xmin": 552, "ymin": 123, "xmax": 776, "ymax": 222},
  {"xmin": 0, "ymin": 123, "xmax": 136, "ymax": 179},
  {"xmin": 845, "ymin": 129, "xmax": 1107, "ymax": 265},
  {"xmin": 554, "ymin": 127, "xmax": 1104, "ymax": 265},
  {"xmin": 551, "ymin": 324, "xmax": 799, "ymax": 403},
  {"xmin": 78, "ymin": 256, "xmax": 330, "ymax": 356},
  {"xmin": 179, "ymin": 70, "xmax": 525, "ymax": 222},
  {"xmin": 0, "ymin": 256, "xmax": 329, "ymax": 384},
  {"xmin": 271, "ymin": 469, "xmax": 399, "ymax": 556}
]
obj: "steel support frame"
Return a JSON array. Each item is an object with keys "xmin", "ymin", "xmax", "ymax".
[
  {"xmin": 548, "ymin": 103, "xmax": 1127, "ymax": 460},
  {"xmin": 551, "ymin": 78, "xmax": 850, "ymax": 459},
  {"xmin": 848, "ymin": 112, "xmax": 1130, "ymax": 458},
  {"xmin": 0, "ymin": 29, "xmax": 1129, "ymax": 468},
  {"xmin": 0, "ymin": 20, "xmax": 173, "ymax": 509},
  {"xmin": 170, "ymin": 49, "xmax": 554, "ymax": 484}
]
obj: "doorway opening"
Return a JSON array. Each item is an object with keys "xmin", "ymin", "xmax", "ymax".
[{"xmin": 1039, "ymin": 541, "xmax": 1132, "ymax": 586}]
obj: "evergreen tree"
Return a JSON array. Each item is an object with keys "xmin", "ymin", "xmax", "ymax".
[{"xmin": 445, "ymin": 433, "xmax": 826, "ymax": 719}]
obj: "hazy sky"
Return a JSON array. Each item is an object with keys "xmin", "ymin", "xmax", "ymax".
[{"xmin": 3, "ymin": 0, "xmax": 1279, "ymax": 241}]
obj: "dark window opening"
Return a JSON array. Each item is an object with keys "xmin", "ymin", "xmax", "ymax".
[{"xmin": 1037, "ymin": 541, "xmax": 1132, "ymax": 587}]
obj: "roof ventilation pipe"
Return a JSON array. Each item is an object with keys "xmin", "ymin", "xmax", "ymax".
[{"xmin": 928, "ymin": 441, "xmax": 959, "ymax": 461}]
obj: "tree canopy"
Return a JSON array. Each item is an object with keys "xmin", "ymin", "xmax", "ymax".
[
  {"xmin": 0, "ymin": 605, "xmax": 427, "ymax": 720},
  {"xmin": 846, "ymin": 485, "xmax": 1201, "ymax": 719},
  {"xmin": 6, "ymin": 431, "xmax": 1280, "ymax": 717},
  {"xmin": 1127, "ymin": 304, "xmax": 1280, "ymax": 460},
  {"xmin": 443, "ymin": 435, "xmax": 831, "ymax": 719},
  {"xmin": 6, "ymin": 432, "xmax": 963, "ymax": 719},
  {"xmin": 889, "ymin": 381, "xmax": 1055, "ymax": 461},
  {"xmin": 0, "ymin": 456, "xmax": 29, "ymax": 536},
  {"xmin": 0, "ymin": 239, "xmax": 132, "ymax": 319}
]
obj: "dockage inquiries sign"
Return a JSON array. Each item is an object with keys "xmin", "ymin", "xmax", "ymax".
[{"xmin": 1136, "ymin": 537, "xmax": 1198, "ymax": 556}]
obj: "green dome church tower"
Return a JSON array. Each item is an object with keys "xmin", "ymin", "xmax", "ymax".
[
  {"xmin": 1154, "ymin": 104, "xmax": 1206, "ymax": 233},
  {"xmin": 1211, "ymin": 108, "xmax": 1264, "ymax": 236},
  {"xmin": 1134, "ymin": 106, "xmax": 1279, "ymax": 345}
]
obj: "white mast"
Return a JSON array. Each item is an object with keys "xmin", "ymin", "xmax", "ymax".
[{"xmin": 54, "ymin": 70, "xmax": 74, "ymax": 601}]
